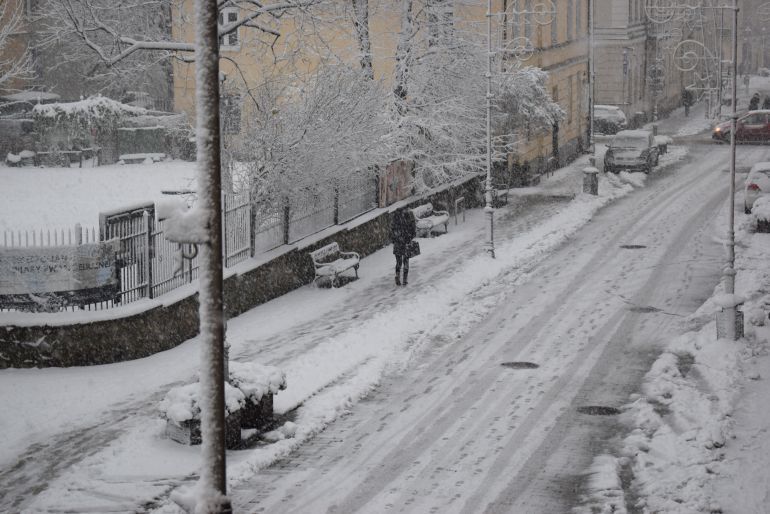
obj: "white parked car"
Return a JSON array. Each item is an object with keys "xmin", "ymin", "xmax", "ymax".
[
  {"xmin": 593, "ymin": 105, "xmax": 628, "ymax": 135},
  {"xmin": 745, "ymin": 161, "xmax": 770, "ymax": 213}
]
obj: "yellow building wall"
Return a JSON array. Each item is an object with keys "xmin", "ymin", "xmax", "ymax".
[{"xmin": 173, "ymin": 0, "xmax": 588, "ymax": 176}]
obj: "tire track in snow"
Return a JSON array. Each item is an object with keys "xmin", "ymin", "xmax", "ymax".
[{"xmin": 231, "ymin": 146, "xmax": 745, "ymax": 513}]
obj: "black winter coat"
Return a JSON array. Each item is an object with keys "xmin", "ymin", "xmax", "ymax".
[{"xmin": 391, "ymin": 209, "xmax": 417, "ymax": 256}]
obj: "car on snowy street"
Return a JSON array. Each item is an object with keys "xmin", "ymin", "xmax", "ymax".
[
  {"xmin": 744, "ymin": 162, "xmax": 770, "ymax": 213},
  {"xmin": 593, "ymin": 105, "xmax": 628, "ymax": 135},
  {"xmin": 712, "ymin": 110, "xmax": 770, "ymax": 143},
  {"xmin": 603, "ymin": 129, "xmax": 659, "ymax": 174}
]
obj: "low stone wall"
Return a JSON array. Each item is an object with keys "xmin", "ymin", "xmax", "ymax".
[{"xmin": 0, "ymin": 177, "xmax": 483, "ymax": 368}]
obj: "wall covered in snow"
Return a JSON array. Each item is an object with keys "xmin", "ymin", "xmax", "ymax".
[{"xmin": 0, "ymin": 178, "xmax": 483, "ymax": 368}]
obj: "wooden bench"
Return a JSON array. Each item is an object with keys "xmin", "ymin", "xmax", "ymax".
[
  {"xmin": 310, "ymin": 242, "xmax": 360, "ymax": 287},
  {"xmin": 412, "ymin": 202, "xmax": 450, "ymax": 237}
]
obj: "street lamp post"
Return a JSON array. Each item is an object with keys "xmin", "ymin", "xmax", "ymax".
[
  {"xmin": 725, "ymin": 3, "xmax": 739, "ymax": 340},
  {"xmin": 485, "ymin": 0, "xmax": 495, "ymax": 258}
]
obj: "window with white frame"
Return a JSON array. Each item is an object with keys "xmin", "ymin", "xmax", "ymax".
[{"xmin": 218, "ymin": 7, "xmax": 240, "ymax": 49}]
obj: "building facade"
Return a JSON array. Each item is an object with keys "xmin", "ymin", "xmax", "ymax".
[{"xmin": 171, "ymin": 0, "xmax": 590, "ymax": 185}]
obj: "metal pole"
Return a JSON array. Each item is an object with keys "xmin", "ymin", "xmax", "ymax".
[
  {"xmin": 193, "ymin": 0, "xmax": 230, "ymax": 510},
  {"xmin": 717, "ymin": 8, "xmax": 724, "ymax": 118},
  {"xmin": 484, "ymin": 0, "xmax": 495, "ymax": 258},
  {"xmin": 589, "ymin": 0, "xmax": 594, "ymax": 150},
  {"xmin": 724, "ymin": 4, "xmax": 739, "ymax": 340}
]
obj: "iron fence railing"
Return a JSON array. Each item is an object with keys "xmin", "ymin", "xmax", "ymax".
[{"xmin": 2, "ymin": 176, "xmax": 379, "ymax": 311}]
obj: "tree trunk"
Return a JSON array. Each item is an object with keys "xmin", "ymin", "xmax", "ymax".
[
  {"xmin": 193, "ymin": 0, "xmax": 230, "ymax": 511},
  {"xmin": 351, "ymin": 0, "xmax": 373, "ymax": 80},
  {"xmin": 393, "ymin": 0, "xmax": 415, "ymax": 115}
]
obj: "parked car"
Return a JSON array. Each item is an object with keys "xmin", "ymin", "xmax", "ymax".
[
  {"xmin": 593, "ymin": 105, "xmax": 628, "ymax": 135},
  {"xmin": 604, "ymin": 130, "xmax": 660, "ymax": 174},
  {"xmin": 744, "ymin": 162, "xmax": 770, "ymax": 213},
  {"xmin": 713, "ymin": 110, "xmax": 770, "ymax": 143}
]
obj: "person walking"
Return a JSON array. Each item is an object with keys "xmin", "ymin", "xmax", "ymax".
[
  {"xmin": 682, "ymin": 88, "xmax": 693, "ymax": 117},
  {"xmin": 762, "ymin": 96, "xmax": 770, "ymax": 110},
  {"xmin": 749, "ymin": 92, "xmax": 761, "ymax": 111},
  {"xmin": 390, "ymin": 207, "xmax": 417, "ymax": 286}
]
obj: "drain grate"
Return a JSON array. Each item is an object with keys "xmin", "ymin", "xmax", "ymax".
[
  {"xmin": 619, "ymin": 244, "xmax": 647, "ymax": 249},
  {"xmin": 501, "ymin": 362, "xmax": 540, "ymax": 369},
  {"xmin": 628, "ymin": 305, "xmax": 662, "ymax": 313},
  {"xmin": 576, "ymin": 405, "xmax": 621, "ymax": 416}
]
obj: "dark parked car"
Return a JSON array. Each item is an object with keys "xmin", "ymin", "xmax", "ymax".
[
  {"xmin": 713, "ymin": 110, "xmax": 770, "ymax": 143},
  {"xmin": 604, "ymin": 130, "xmax": 660, "ymax": 174},
  {"xmin": 593, "ymin": 105, "xmax": 628, "ymax": 135}
]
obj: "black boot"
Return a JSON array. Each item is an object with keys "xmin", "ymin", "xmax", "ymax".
[
  {"xmin": 402, "ymin": 269, "xmax": 408, "ymax": 285},
  {"xmin": 395, "ymin": 271, "xmax": 401, "ymax": 286}
]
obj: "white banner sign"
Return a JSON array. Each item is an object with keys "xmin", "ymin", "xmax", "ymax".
[{"xmin": 0, "ymin": 240, "xmax": 119, "ymax": 295}]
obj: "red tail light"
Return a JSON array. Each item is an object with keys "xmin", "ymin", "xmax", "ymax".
[{"xmin": 747, "ymin": 183, "xmax": 761, "ymax": 191}]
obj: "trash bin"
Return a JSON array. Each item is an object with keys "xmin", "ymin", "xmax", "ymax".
[{"xmin": 583, "ymin": 166, "xmax": 599, "ymax": 195}]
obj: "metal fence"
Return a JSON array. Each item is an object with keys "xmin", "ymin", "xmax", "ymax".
[
  {"xmin": 288, "ymin": 188, "xmax": 336, "ymax": 243},
  {"xmin": 2, "ymin": 225, "xmax": 97, "ymax": 247},
  {"xmin": 338, "ymin": 177, "xmax": 378, "ymax": 223},
  {"xmin": 2, "ymin": 177, "xmax": 378, "ymax": 311}
]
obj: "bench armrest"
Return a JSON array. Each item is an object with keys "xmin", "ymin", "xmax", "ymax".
[
  {"xmin": 339, "ymin": 251, "xmax": 360, "ymax": 260},
  {"xmin": 432, "ymin": 209, "xmax": 449, "ymax": 216}
]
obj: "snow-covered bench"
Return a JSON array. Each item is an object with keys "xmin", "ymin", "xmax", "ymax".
[
  {"xmin": 310, "ymin": 242, "xmax": 360, "ymax": 287},
  {"xmin": 412, "ymin": 202, "xmax": 450, "ymax": 237},
  {"xmin": 118, "ymin": 152, "xmax": 166, "ymax": 164}
]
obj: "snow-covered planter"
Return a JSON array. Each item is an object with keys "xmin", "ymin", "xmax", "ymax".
[
  {"xmin": 229, "ymin": 361, "xmax": 286, "ymax": 430},
  {"xmin": 752, "ymin": 196, "xmax": 770, "ymax": 233},
  {"xmin": 159, "ymin": 381, "xmax": 245, "ymax": 449}
]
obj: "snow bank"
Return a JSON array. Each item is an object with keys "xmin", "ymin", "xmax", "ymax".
[{"xmin": 578, "ymin": 187, "xmax": 770, "ymax": 513}]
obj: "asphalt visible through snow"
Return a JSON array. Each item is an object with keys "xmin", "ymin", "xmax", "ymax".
[{"xmin": 229, "ymin": 144, "xmax": 770, "ymax": 513}]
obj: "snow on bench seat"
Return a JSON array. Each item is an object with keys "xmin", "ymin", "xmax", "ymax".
[
  {"xmin": 412, "ymin": 202, "xmax": 450, "ymax": 237},
  {"xmin": 310, "ymin": 242, "xmax": 360, "ymax": 287},
  {"xmin": 119, "ymin": 153, "xmax": 166, "ymax": 164}
]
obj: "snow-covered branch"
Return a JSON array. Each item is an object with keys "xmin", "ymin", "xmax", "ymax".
[
  {"xmin": 36, "ymin": 0, "xmax": 324, "ymax": 68},
  {"xmin": 0, "ymin": 2, "xmax": 34, "ymax": 89}
]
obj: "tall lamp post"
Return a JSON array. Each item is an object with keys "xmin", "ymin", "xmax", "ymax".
[
  {"xmin": 485, "ymin": 0, "xmax": 496, "ymax": 258},
  {"xmin": 725, "ymin": 2, "xmax": 739, "ymax": 340}
]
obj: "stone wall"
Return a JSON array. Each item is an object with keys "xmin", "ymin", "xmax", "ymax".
[{"xmin": 0, "ymin": 177, "xmax": 483, "ymax": 369}]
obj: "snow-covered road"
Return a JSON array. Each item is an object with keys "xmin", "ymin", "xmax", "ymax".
[
  {"xmin": 1, "ymin": 140, "xmax": 766, "ymax": 513},
  {"xmin": 226, "ymin": 145, "xmax": 767, "ymax": 513}
]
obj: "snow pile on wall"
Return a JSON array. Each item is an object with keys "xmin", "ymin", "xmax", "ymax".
[{"xmin": 32, "ymin": 96, "xmax": 147, "ymax": 120}]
